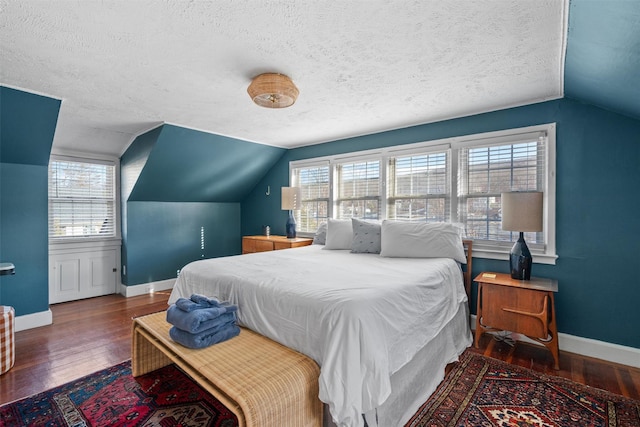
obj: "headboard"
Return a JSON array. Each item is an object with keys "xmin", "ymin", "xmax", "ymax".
[{"xmin": 462, "ymin": 239, "xmax": 473, "ymax": 301}]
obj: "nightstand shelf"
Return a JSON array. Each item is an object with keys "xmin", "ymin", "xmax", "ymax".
[
  {"xmin": 474, "ymin": 272, "xmax": 560, "ymax": 369},
  {"xmin": 242, "ymin": 235, "xmax": 313, "ymax": 254}
]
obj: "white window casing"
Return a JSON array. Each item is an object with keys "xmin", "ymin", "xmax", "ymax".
[
  {"xmin": 48, "ymin": 154, "xmax": 121, "ymax": 248},
  {"xmin": 290, "ymin": 124, "xmax": 557, "ymax": 264}
]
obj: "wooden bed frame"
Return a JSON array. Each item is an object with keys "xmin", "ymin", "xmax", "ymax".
[{"xmin": 462, "ymin": 239, "xmax": 473, "ymax": 301}]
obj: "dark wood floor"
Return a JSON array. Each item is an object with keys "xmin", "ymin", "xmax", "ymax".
[
  {"xmin": 1, "ymin": 291, "xmax": 639, "ymax": 405},
  {"xmin": 0, "ymin": 291, "xmax": 172, "ymax": 404}
]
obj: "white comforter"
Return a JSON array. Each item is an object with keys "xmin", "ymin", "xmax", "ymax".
[{"xmin": 169, "ymin": 245, "xmax": 468, "ymax": 427}]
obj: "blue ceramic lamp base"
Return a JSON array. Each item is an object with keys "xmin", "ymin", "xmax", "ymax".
[
  {"xmin": 285, "ymin": 210, "xmax": 296, "ymax": 238},
  {"xmin": 510, "ymin": 232, "xmax": 532, "ymax": 280}
]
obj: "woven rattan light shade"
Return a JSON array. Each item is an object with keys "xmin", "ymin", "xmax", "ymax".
[{"xmin": 248, "ymin": 73, "xmax": 299, "ymax": 108}]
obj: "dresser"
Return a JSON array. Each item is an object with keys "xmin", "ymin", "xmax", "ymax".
[{"xmin": 242, "ymin": 235, "xmax": 313, "ymax": 254}]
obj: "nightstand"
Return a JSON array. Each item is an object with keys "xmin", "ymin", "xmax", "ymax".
[
  {"xmin": 474, "ymin": 272, "xmax": 560, "ymax": 369},
  {"xmin": 242, "ymin": 235, "xmax": 313, "ymax": 254}
]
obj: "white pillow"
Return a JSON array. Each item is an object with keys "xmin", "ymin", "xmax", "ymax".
[
  {"xmin": 380, "ymin": 220, "xmax": 467, "ymax": 263},
  {"xmin": 324, "ymin": 219, "xmax": 353, "ymax": 250}
]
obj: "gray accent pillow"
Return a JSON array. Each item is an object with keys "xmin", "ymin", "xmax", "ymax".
[
  {"xmin": 351, "ymin": 218, "xmax": 381, "ymax": 254},
  {"xmin": 312, "ymin": 222, "xmax": 327, "ymax": 245}
]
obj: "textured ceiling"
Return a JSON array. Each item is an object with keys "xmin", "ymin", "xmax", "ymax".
[{"xmin": 1, "ymin": 0, "xmax": 567, "ymax": 156}]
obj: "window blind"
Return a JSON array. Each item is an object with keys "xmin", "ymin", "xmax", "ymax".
[
  {"xmin": 387, "ymin": 150, "xmax": 450, "ymax": 221},
  {"xmin": 458, "ymin": 132, "xmax": 546, "ymax": 248},
  {"xmin": 49, "ymin": 159, "xmax": 116, "ymax": 239},
  {"xmin": 292, "ymin": 164, "xmax": 330, "ymax": 232},
  {"xmin": 335, "ymin": 160, "xmax": 380, "ymax": 219}
]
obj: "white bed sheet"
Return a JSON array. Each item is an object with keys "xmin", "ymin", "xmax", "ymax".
[{"xmin": 169, "ymin": 245, "xmax": 470, "ymax": 427}]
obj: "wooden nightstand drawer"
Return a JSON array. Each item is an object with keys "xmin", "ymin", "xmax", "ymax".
[{"xmin": 481, "ymin": 285, "xmax": 550, "ymax": 339}]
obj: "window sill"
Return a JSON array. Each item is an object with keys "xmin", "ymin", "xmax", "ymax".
[
  {"xmin": 49, "ymin": 237, "xmax": 122, "ymax": 252},
  {"xmin": 470, "ymin": 246, "xmax": 558, "ymax": 265}
]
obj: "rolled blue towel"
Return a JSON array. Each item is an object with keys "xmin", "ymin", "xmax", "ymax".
[
  {"xmin": 166, "ymin": 304, "xmax": 237, "ymax": 334},
  {"xmin": 169, "ymin": 324, "xmax": 241, "ymax": 349},
  {"xmin": 175, "ymin": 294, "xmax": 236, "ymax": 312}
]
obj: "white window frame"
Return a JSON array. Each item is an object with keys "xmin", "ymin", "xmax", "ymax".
[
  {"xmin": 333, "ymin": 155, "xmax": 383, "ymax": 220},
  {"xmin": 290, "ymin": 160, "xmax": 331, "ymax": 232},
  {"xmin": 386, "ymin": 143, "xmax": 451, "ymax": 222},
  {"xmin": 290, "ymin": 123, "xmax": 557, "ymax": 264},
  {"xmin": 48, "ymin": 153, "xmax": 121, "ymax": 250}
]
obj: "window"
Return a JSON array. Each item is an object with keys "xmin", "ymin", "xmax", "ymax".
[
  {"xmin": 291, "ymin": 163, "xmax": 330, "ymax": 232},
  {"xmin": 387, "ymin": 149, "xmax": 450, "ymax": 222},
  {"xmin": 49, "ymin": 157, "xmax": 117, "ymax": 240},
  {"xmin": 335, "ymin": 159, "xmax": 381, "ymax": 219},
  {"xmin": 289, "ymin": 124, "xmax": 556, "ymax": 263},
  {"xmin": 458, "ymin": 133, "xmax": 546, "ymax": 251}
]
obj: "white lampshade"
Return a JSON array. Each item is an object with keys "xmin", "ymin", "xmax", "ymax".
[
  {"xmin": 501, "ymin": 192, "xmax": 543, "ymax": 232},
  {"xmin": 281, "ymin": 187, "xmax": 301, "ymax": 210}
]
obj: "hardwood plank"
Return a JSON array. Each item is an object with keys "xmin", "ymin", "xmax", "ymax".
[
  {"xmin": 1, "ymin": 291, "xmax": 639, "ymax": 407},
  {"xmin": 0, "ymin": 291, "xmax": 170, "ymax": 404}
]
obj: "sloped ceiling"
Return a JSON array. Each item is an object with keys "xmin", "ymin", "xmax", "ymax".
[
  {"xmin": 1, "ymin": 0, "xmax": 567, "ymax": 156},
  {"xmin": 564, "ymin": 0, "xmax": 640, "ymax": 120},
  {"xmin": 0, "ymin": 87, "xmax": 61, "ymax": 166},
  {"xmin": 122, "ymin": 124, "xmax": 285, "ymax": 203},
  {"xmin": 1, "ymin": 1, "xmax": 638, "ymax": 158}
]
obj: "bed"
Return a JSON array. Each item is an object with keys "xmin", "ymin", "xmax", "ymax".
[{"xmin": 168, "ymin": 220, "xmax": 473, "ymax": 427}]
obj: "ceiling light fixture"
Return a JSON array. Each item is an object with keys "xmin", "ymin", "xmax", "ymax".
[{"xmin": 247, "ymin": 73, "xmax": 299, "ymax": 108}]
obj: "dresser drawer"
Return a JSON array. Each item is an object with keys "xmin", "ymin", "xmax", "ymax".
[
  {"xmin": 254, "ymin": 240, "xmax": 275, "ymax": 252},
  {"xmin": 242, "ymin": 236, "xmax": 312, "ymax": 254},
  {"xmin": 274, "ymin": 240, "xmax": 311, "ymax": 250},
  {"xmin": 242, "ymin": 238, "xmax": 273, "ymax": 253}
]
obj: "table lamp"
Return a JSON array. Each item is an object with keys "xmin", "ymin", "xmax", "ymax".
[
  {"xmin": 501, "ymin": 192, "xmax": 543, "ymax": 280},
  {"xmin": 281, "ymin": 187, "xmax": 301, "ymax": 238}
]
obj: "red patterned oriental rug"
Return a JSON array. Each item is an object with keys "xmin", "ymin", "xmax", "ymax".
[
  {"xmin": 2, "ymin": 352, "xmax": 639, "ymax": 427},
  {"xmin": 407, "ymin": 351, "xmax": 640, "ymax": 427},
  {"xmin": 0, "ymin": 361, "xmax": 238, "ymax": 427}
]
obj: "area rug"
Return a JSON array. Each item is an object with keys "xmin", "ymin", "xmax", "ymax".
[
  {"xmin": 406, "ymin": 351, "xmax": 640, "ymax": 427},
  {"xmin": 0, "ymin": 361, "xmax": 238, "ymax": 427}
]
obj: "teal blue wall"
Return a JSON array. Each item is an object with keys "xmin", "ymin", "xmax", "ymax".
[
  {"xmin": 123, "ymin": 201, "xmax": 240, "ymax": 285},
  {"xmin": 242, "ymin": 98, "xmax": 640, "ymax": 349},
  {"xmin": 0, "ymin": 87, "xmax": 60, "ymax": 315},
  {"xmin": 121, "ymin": 124, "xmax": 285, "ymax": 286}
]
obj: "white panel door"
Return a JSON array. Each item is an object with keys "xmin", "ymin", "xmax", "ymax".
[
  {"xmin": 50, "ymin": 258, "xmax": 81, "ymax": 303},
  {"xmin": 49, "ymin": 249, "xmax": 118, "ymax": 303},
  {"xmin": 87, "ymin": 251, "xmax": 117, "ymax": 299}
]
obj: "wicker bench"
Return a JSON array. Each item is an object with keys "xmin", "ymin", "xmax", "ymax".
[{"xmin": 132, "ymin": 311, "xmax": 322, "ymax": 427}]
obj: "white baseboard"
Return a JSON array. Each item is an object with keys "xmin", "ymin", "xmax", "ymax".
[
  {"xmin": 120, "ymin": 278, "xmax": 175, "ymax": 298},
  {"xmin": 469, "ymin": 314, "xmax": 640, "ymax": 369},
  {"xmin": 15, "ymin": 309, "xmax": 53, "ymax": 332}
]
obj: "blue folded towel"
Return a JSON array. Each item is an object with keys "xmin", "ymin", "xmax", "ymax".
[
  {"xmin": 175, "ymin": 294, "xmax": 236, "ymax": 312},
  {"xmin": 169, "ymin": 324, "xmax": 241, "ymax": 349},
  {"xmin": 166, "ymin": 304, "xmax": 237, "ymax": 334}
]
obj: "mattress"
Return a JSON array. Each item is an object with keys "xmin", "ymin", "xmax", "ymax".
[{"xmin": 169, "ymin": 245, "xmax": 471, "ymax": 427}]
